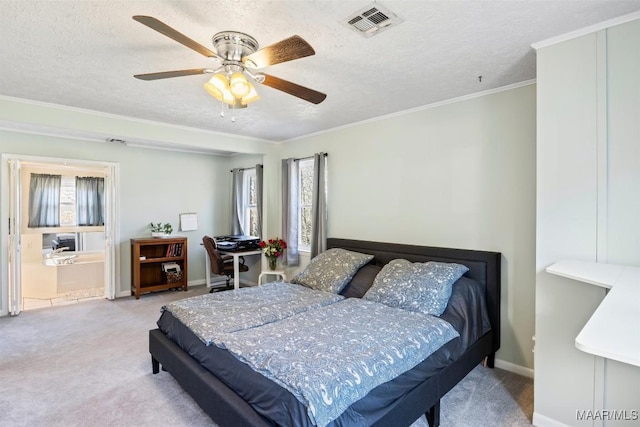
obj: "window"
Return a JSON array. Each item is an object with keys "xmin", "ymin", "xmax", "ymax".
[
  {"xmin": 28, "ymin": 173, "xmax": 104, "ymax": 228},
  {"xmin": 59, "ymin": 176, "xmax": 76, "ymax": 226},
  {"xmin": 232, "ymin": 166, "xmax": 262, "ymax": 238},
  {"xmin": 282, "ymin": 153, "xmax": 326, "ymax": 262},
  {"xmin": 243, "ymin": 169, "xmax": 258, "ymax": 237},
  {"xmin": 298, "ymin": 158, "xmax": 314, "ymax": 251}
]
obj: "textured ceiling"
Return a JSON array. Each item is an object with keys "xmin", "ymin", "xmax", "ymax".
[{"xmin": 1, "ymin": 0, "xmax": 640, "ymax": 143}]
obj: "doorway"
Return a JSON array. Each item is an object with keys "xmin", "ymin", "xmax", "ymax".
[{"xmin": 1, "ymin": 154, "xmax": 120, "ymax": 316}]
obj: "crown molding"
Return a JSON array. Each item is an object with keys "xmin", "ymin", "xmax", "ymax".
[
  {"xmin": 282, "ymin": 79, "xmax": 536, "ymax": 143},
  {"xmin": 532, "ymin": 11, "xmax": 640, "ymax": 50}
]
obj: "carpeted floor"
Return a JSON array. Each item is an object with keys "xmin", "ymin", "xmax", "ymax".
[{"xmin": 0, "ymin": 286, "xmax": 533, "ymax": 426}]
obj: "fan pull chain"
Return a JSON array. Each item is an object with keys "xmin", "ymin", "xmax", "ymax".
[{"xmin": 217, "ymin": 100, "xmax": 237, "ymax": 122}]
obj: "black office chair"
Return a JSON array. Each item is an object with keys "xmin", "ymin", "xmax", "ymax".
[{"xmin": 202, "ymin": 235, "xmax": 248, "ymax": 293}]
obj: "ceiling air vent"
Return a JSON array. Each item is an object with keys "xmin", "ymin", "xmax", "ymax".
[{"xmin": 342, "ymin": 2, "xmax": 404, "ymax": 38}]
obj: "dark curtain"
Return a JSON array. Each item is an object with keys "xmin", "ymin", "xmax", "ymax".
[
  {"xmin": 76, "ymin": 176, "xmax": 105, "ymax": 226},
  {"xmin": 28, "ymin": 174, "xmax": 61, "ymax": 228},
  {"xmin": 281, "ymin": 158, "xmax": 299, "ymax": 266},
  {"xmin": 310, "ymin": 153, "xmax": 328, "ymax": 258}
]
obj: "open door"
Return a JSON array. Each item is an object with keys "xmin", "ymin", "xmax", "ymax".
[
  {"xmin": 103, "ymin": 164, "xmax": 119, "ymax": 299},
  {"xmin": 7, "ymin": 158, "xmax": 22, "ymax": 315},
  {"xmin": 2, "ymin": 154, "xmax": 120, "ymax": 315}
]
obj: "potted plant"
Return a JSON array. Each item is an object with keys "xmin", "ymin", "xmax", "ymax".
[
  {"xmin": 150, "ymin": 222, "xmax": 173, "ymax": 237},
  {"xmin": 259, "ymin": 237, "xmax": 287, "ymax": 270}
]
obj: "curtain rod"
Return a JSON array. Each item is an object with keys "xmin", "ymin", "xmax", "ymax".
[
  {"xmin": 293, "ymin": 153, "xmax": 328, "ymax": 162},
  {"xmin": 229, "ymin": 164, "xmax": 262, "ymax": 173},
  {"xmin": 229, "ymin": 154, "xmax": 328, "ymax": 171}
]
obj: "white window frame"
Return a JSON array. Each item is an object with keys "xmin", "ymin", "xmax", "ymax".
[
  {"xmin": 297, "ymin": 158, "xmax": 314, "ymax": 252},
  {"xmin": 242, "ymin": 168, "xmax": 258, "ymax": 237},
  {"xmin": 59, "ymin": 175, "xmax": 76, "ymax": 227}
]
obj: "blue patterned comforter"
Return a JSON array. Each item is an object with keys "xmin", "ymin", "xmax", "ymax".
[
  {"xmin": 220, "ymin": 298, "xmax": 459, "ymax": 427},
  {"xmin": 161, "ymin": 282, "xmax": 343, "ymax": 346}
]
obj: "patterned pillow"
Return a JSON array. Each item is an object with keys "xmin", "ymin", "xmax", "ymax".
[
  {"xmin": 291, "ymin": 248, "xmax": 374, "ymax": 294},
  {"xmin": 363, "ymin": 259, "xmax": 469, "ymax": 316}
]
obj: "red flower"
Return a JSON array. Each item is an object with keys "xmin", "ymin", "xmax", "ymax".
[{"xmin": 259, "ymin": 237, "xmax": 288, "ymax": 258}]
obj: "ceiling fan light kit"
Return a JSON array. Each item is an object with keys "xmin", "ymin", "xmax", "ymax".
[
  {"xmin": 204, "ymin": 73, "xmax": 260, "ymax": 108},
  {"xmin": 132, "ymin": 15, "xmax": 326, "ymax": 115}
]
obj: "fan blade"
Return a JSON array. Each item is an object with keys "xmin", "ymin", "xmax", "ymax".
[
  {"xmin": 133, "ymin": 15, "xmax": 219, "ymax": 59},
  {"xmin": 134, "ymin": 68, "xmax": 209, "ymax": 80},
  {"xmin": 261, "ymin": 74, "xmax": 326, "ymax": 104},
  {"xmin": 243, "ymin": 35, "xmax": 315, "ymax": 69}
]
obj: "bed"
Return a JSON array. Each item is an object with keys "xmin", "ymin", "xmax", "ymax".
[{"xmin": 149, "ymin": 238, "xmax": 501, "ymax": 427}]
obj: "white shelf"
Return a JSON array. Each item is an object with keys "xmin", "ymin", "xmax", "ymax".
[{"xmin": 546, "ymin": 260, "xmax": 640, "ymax": 367}]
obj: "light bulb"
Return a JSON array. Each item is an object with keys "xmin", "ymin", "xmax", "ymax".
[
  {"xmin": 204, "ymin": 82, "xmax": 223, "ymax": 102},
  {"xmin": 229, "ymin": 72, "xmax": 250, "ymax": 98},
  {"xmin": 209, "ymin": 74, "xmax": 229, "ymax": 93},
  {"xmin": 205, "ymin": 74, "xmax": 234, "ymax": 104},
  {"xmin": 241, "ymin": 83, "xmax": 260, "ymax": 105}
]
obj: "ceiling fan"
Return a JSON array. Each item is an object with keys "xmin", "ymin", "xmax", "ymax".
[{"xmin": 132, "ymin": 15, "xmax": 327, "ymax": 109}]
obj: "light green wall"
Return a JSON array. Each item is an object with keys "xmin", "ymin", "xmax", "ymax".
[
  {"xmin": 269, "ymin": 84, "xmax": 537, "ymax": 370},
  {"xmin": 0, "ymin": 130, "xmax": 232, "ymax": 295},
  {"xmin": 0, "ymin": 97, "xmax": 271, "ymax": 155},
  {"xmin": 0, "ymin": 97, "xmax": 275, "ymax": 300},
  {"xmin": 0, "ymin": 85, "xmax": 537, "ymax": 371}
]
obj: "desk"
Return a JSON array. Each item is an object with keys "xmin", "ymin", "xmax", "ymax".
[
  {"xmin": 546, "ymin": 260, "xmax": 640, "ymax": 367},
  {"xmin": 204, "ymin": 248, "xmax": 261, "ymax": 290}
]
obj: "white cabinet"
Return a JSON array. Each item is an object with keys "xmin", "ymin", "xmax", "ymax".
[{"xmin": 534, "ymin": 17, "xmax": 640, "ymax": 427}]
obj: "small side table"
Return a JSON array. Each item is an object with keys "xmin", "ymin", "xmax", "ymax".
[{"xmin": 258, "ymin": 269, "xmax": 287, "ymax": 285}]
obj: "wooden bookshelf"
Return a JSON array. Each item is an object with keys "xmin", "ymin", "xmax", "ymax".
[{"xmin": 131, "ymin": 237, "xmax": 188, "ymax": 299}]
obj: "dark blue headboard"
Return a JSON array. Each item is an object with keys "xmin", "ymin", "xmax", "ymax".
[{"xmin": 326, "ymin": 238, "xmax": 502, "ymax": 354}]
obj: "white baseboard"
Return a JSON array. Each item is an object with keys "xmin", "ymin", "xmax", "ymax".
[
  {"xmin": 495, "ymin": 358, "xmax": 534, "ymax": 378},
  {"xmin": 115, "ymin": 290, "xmax": 131, "ymax": 298},
  {"xmin": 115, "ymin": 279, "xmax": 206, "ymax": 298},
  {"xmin": 188, "ymin": 279, "xmax": 207, "ymax": 287},
  {"xmin": 115, "ymin": 278, "xmax": 260, "ymax": 298},
  {"xmin": 532, "ymin": 412, "xmax": 571, "ymax": 427}
]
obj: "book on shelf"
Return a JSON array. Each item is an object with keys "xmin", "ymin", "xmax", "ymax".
[{"xmin": 165, "ymin": 242, "xmax": 182, "ymax": 257}]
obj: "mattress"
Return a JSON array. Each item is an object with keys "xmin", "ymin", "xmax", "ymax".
[{"xmin": 156, "ymin": 277, "xmax": 490, "ymax": 426}]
